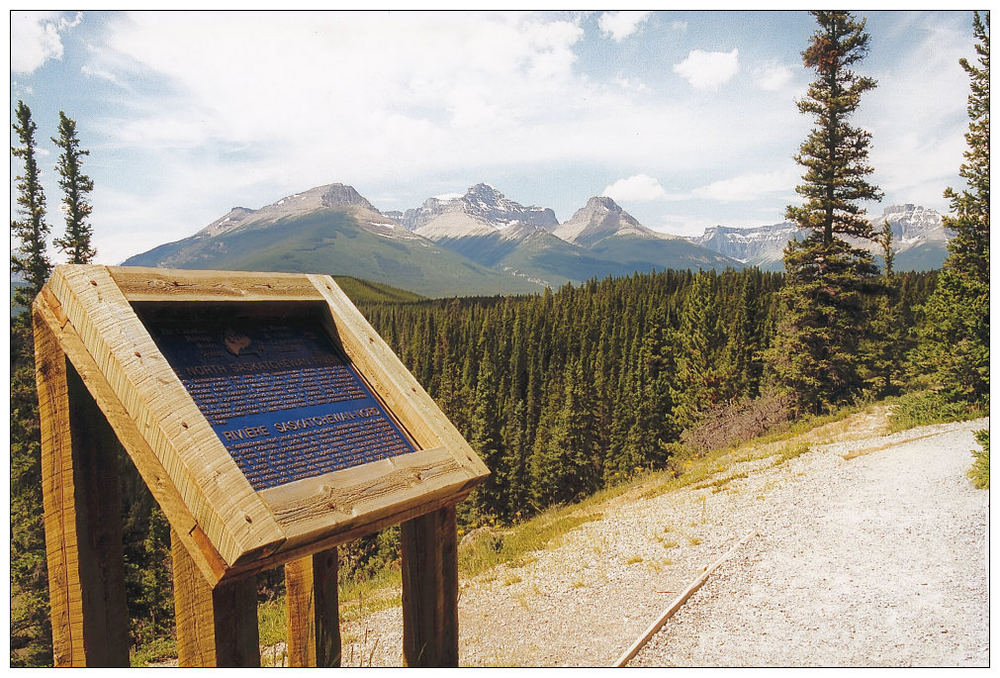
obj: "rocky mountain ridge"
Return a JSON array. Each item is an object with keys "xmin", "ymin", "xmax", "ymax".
[
  {"xmin": 386, "ymin": 183, "xmax": 558, "ymax": 233},
  {"xmin": 689, "ymin": 204, "xmax": 951, "ymax": 271}
]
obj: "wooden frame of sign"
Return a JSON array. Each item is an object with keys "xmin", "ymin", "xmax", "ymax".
[{"xmin": 33, "ymin": 264, "xmax": 489, "ymax": 667}]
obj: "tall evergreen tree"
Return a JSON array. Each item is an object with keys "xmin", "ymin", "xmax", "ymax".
[
  {"xmin": 467, "ymin": 322, "xmax": 506, "ymax": 517},
  {"xmin": 786, "ymin": 11, "xmax": 883, "ymax": 245},
  {"xmin": 10, "ymin": 100, "xmax": 52, "ymax": 665},
  {"xmin": 671, "ymin": 272, "xmax": 723, "ymax": 428},
  {"xmin": 912, "ymin": 11, "xmax": 990, "ymax": 407},
  {"xmin": 866, "ymin": 220, "xmax": 904, "ymax": 395},
  {"xmin": 52, "ymin": 111, "xmax": 96, "ymax": 264},
  {"xmin": 769, "ymin": 11, "xmax": 883, "ymax": 413},
  {"xmin": 720, "ymin": 276, "xmax": 762, "ymax": 401},
  {"xmin": 11, "ymin": 100, "xmax": 51, "ymax": 307}
]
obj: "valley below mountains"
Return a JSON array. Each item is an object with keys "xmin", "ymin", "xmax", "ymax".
[{"xmin": 124, "ymin": 182, "xmax": 952, "ymax": 298}]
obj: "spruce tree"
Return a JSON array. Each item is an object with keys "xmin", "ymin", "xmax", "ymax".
[
  {"xmin": 10, "ymin": 99, "xmax": 53, "ymax": 665},
  {"xmin": 467, "ymin": 321, "xmax": 506, "ymax": 517},
  {"xmin": 52, "ymin": 111, "xmax": 96, "ymax": 264},
  {"xmin": 769, "ymin": 11, "xmax": 883, "ymax": 413},
  {"xmin": 672, "ymin": 272, "xmax": 723, "ymax": 429},
  {"xmin": 911, "ymin": 11, "xmax": 989, "ymax": 407},
  {"xmin": 866, "ymin": 220, "xmax": 904, "ymax": 395},
  {"xmin": 720, "ymin": 276, "xmax": 762, "ymax": 401},
  {"xmin": 11, "ymin": 100, "xmax": 51, "ymax": 307}
]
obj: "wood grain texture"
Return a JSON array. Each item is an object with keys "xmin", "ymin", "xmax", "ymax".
[
  {"xmin": 400, "ymin": 504, "xmax": 459, "ymax": 667},
  {"xmin": 46, "ymin": 265, "xmax": 286, "ymax": 568},
  {"xmin": 108, "ymin": 266, "xmax": 323, "ymax": 302},
  {"xmin": 36, "ymin": 311, "xmax": 86, "ymax": 667},
  {"xmin": 260, "ymin": 446, "xmax": 471, "ymax": 554},
  {"xmin": 285, "ymin": 548, "xmax": 341, "ymax": 667},
  {"xmin": 34, "ymin": 292, "xmax": 228, "ymax": 586},
  {"xmin": 34, "ymin": 311, "xmax": 130, "ymax": 666},
  {"xmin": 172, "ymin": 530, "xmax": 260, "ymax": 667}
]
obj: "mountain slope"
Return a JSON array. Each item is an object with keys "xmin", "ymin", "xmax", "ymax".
[
  {"xmin": 555, "ymin": 197, "xmax": 740, "ymax": 271},
  {"xmin": 122, "ymin": 184, "xmax": 545, "ymax": 297},
  {"xmin": 431, "ymin": 222, "xmax": 643, "ymax": 288}
]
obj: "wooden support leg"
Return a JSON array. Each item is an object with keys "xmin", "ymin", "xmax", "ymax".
[
  {"xmin": 35, "ymin": 318, "xmax": 130, "ymax": 667},
  {"xmin": 285, "ymin": 548, "xmax": 342, "ymax": 667},
  {"xmin": 171, "ymin": 530, "xmax": 260, "ymax": 667},
  {"xmin": 400, "ymin": 504, "xmax": 459, "ymax": 667}
]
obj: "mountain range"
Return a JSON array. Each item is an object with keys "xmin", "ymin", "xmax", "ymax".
[
  {"xmin": 689, "ymin": 203, "xmax": 951, "ymax": 272},
  {"xmin": 123, "ymin": 182, "xmax": 951, "ymax": 297}
]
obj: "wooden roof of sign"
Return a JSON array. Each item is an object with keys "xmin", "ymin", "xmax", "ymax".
[{"xmin": 34, "ymin": 265, "xmax": 489, "ymax": 586}]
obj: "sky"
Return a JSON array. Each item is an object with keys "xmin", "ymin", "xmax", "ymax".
[{"xmin": 10, "ymin": 9, "xmax": 978, "ymax": 266}]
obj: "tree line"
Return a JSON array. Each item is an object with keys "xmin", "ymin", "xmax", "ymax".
[{"xmin": 359, "ymin": 266, "xmax": 936, "ymax": 522}]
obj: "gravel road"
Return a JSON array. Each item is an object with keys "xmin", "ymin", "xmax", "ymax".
[
  {"xmin": 340, "ymin": 411, "xmax": 989, "ymax": 667},
  {"xmin": 630, "ymin": 418, "xmax": 989, "ymax": 667}
]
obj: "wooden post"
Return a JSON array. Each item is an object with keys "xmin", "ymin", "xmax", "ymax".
[
  {"xmin": 400, "ymin": 504, "xmax": 459, "ymax": 667},
  {"xmin": 35, "ymin": 318, "xmax": 130, "ymax": 667},
  {"xmin": 285, "ymin": 548, "xmax": 341, "ymax": 666},
  {"xmin": 171, "ymin": 531, "xmax": 260, "ymax": 667}
]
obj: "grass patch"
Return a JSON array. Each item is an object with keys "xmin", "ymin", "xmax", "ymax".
[
  {"xmin": 503, "ymin": 574, "xmax": 523, "ymax": 586},
  {"xmin": 257, "ymin": 597, "xmax": 287, "ymax": 649},
  {"xmin": 969, "ymin": 429, "xmax": 989, "ymax": 489},
  {"xmin": 767, "ymin": 442, "xmax": 811, "ymax": 468},
  {"xmin": 130, "ymin": 635, "xmax": 177, "ymax": 667},
  {"xmin": 338, "ymin": 567, "xmax": 403, "ymax": 626},
  {"xmin": 625, "ymin": 555, "xmax": 644, "ymax": 565},
  {"xmin": 695, "ymin": 471, "xmax": 749, "ymax": 492},
  {"xmin": 458, "ymin": 510, "xmax": 603, "ymax": 579},
  {"xmin": 507, "ymin": 555, "xmax": 538, "ymax": 569}
]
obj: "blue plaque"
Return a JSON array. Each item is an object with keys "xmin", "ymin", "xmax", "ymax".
[{"xmin": 144, "ymin": 313, "xmax": 417, "ymax": 490}]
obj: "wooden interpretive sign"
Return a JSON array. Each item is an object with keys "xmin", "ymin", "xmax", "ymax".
[{"xmin": 34, "ymin": 265, "xmax": 489, "ymax": 667}]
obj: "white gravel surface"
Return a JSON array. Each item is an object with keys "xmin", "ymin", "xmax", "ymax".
[{"xmin": 340, "ymin": 411, "xmax": 989, "ymax": 667}]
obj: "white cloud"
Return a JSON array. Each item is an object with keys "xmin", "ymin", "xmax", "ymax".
[
  {"xmin": 98, "ymin": 11, "xmax": 587, "ymax": 150},
  {"xmin": 691, "ymin": 168, "xmax": 799, "ymax": 202},
  {"xmin": 670, "ymin": 21, "xmax": 688, "ymax": 32},
  {"xmin": 603, "ymin": 174, "xmax": 668, "ymax": 202},
  {"xmin": 11, "ymin": 11, "xmax": 81, "ymax": 74},
  {"xmin": 598, "ymin": 11, "xmax": 650, "ymax": 42},
  {"xmin": 615, "ymin": 76, "xmax": 651, "ymax": 93},
  {"xmin": 673, "ymin": 48, "xmax": 739, "ymax": 91},
  {"xmin": 861, "ymin": 16, "xmax": 971, "ymax": 210},
  {"xmin": 81, "ymin": 63, "xmax": 128, "ymax": 88},
  {"xmin": 755, "ymin": 62, "xmax": 793, "ymax": 91}
]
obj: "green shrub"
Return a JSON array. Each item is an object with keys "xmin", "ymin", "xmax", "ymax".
[
  {"xmin": 888, "ymin": 390, "xmax": 977, "ymax": 432},
  {"xmin": 969, "ymin": 430, "xmax": 989, "ymax": 489}
]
